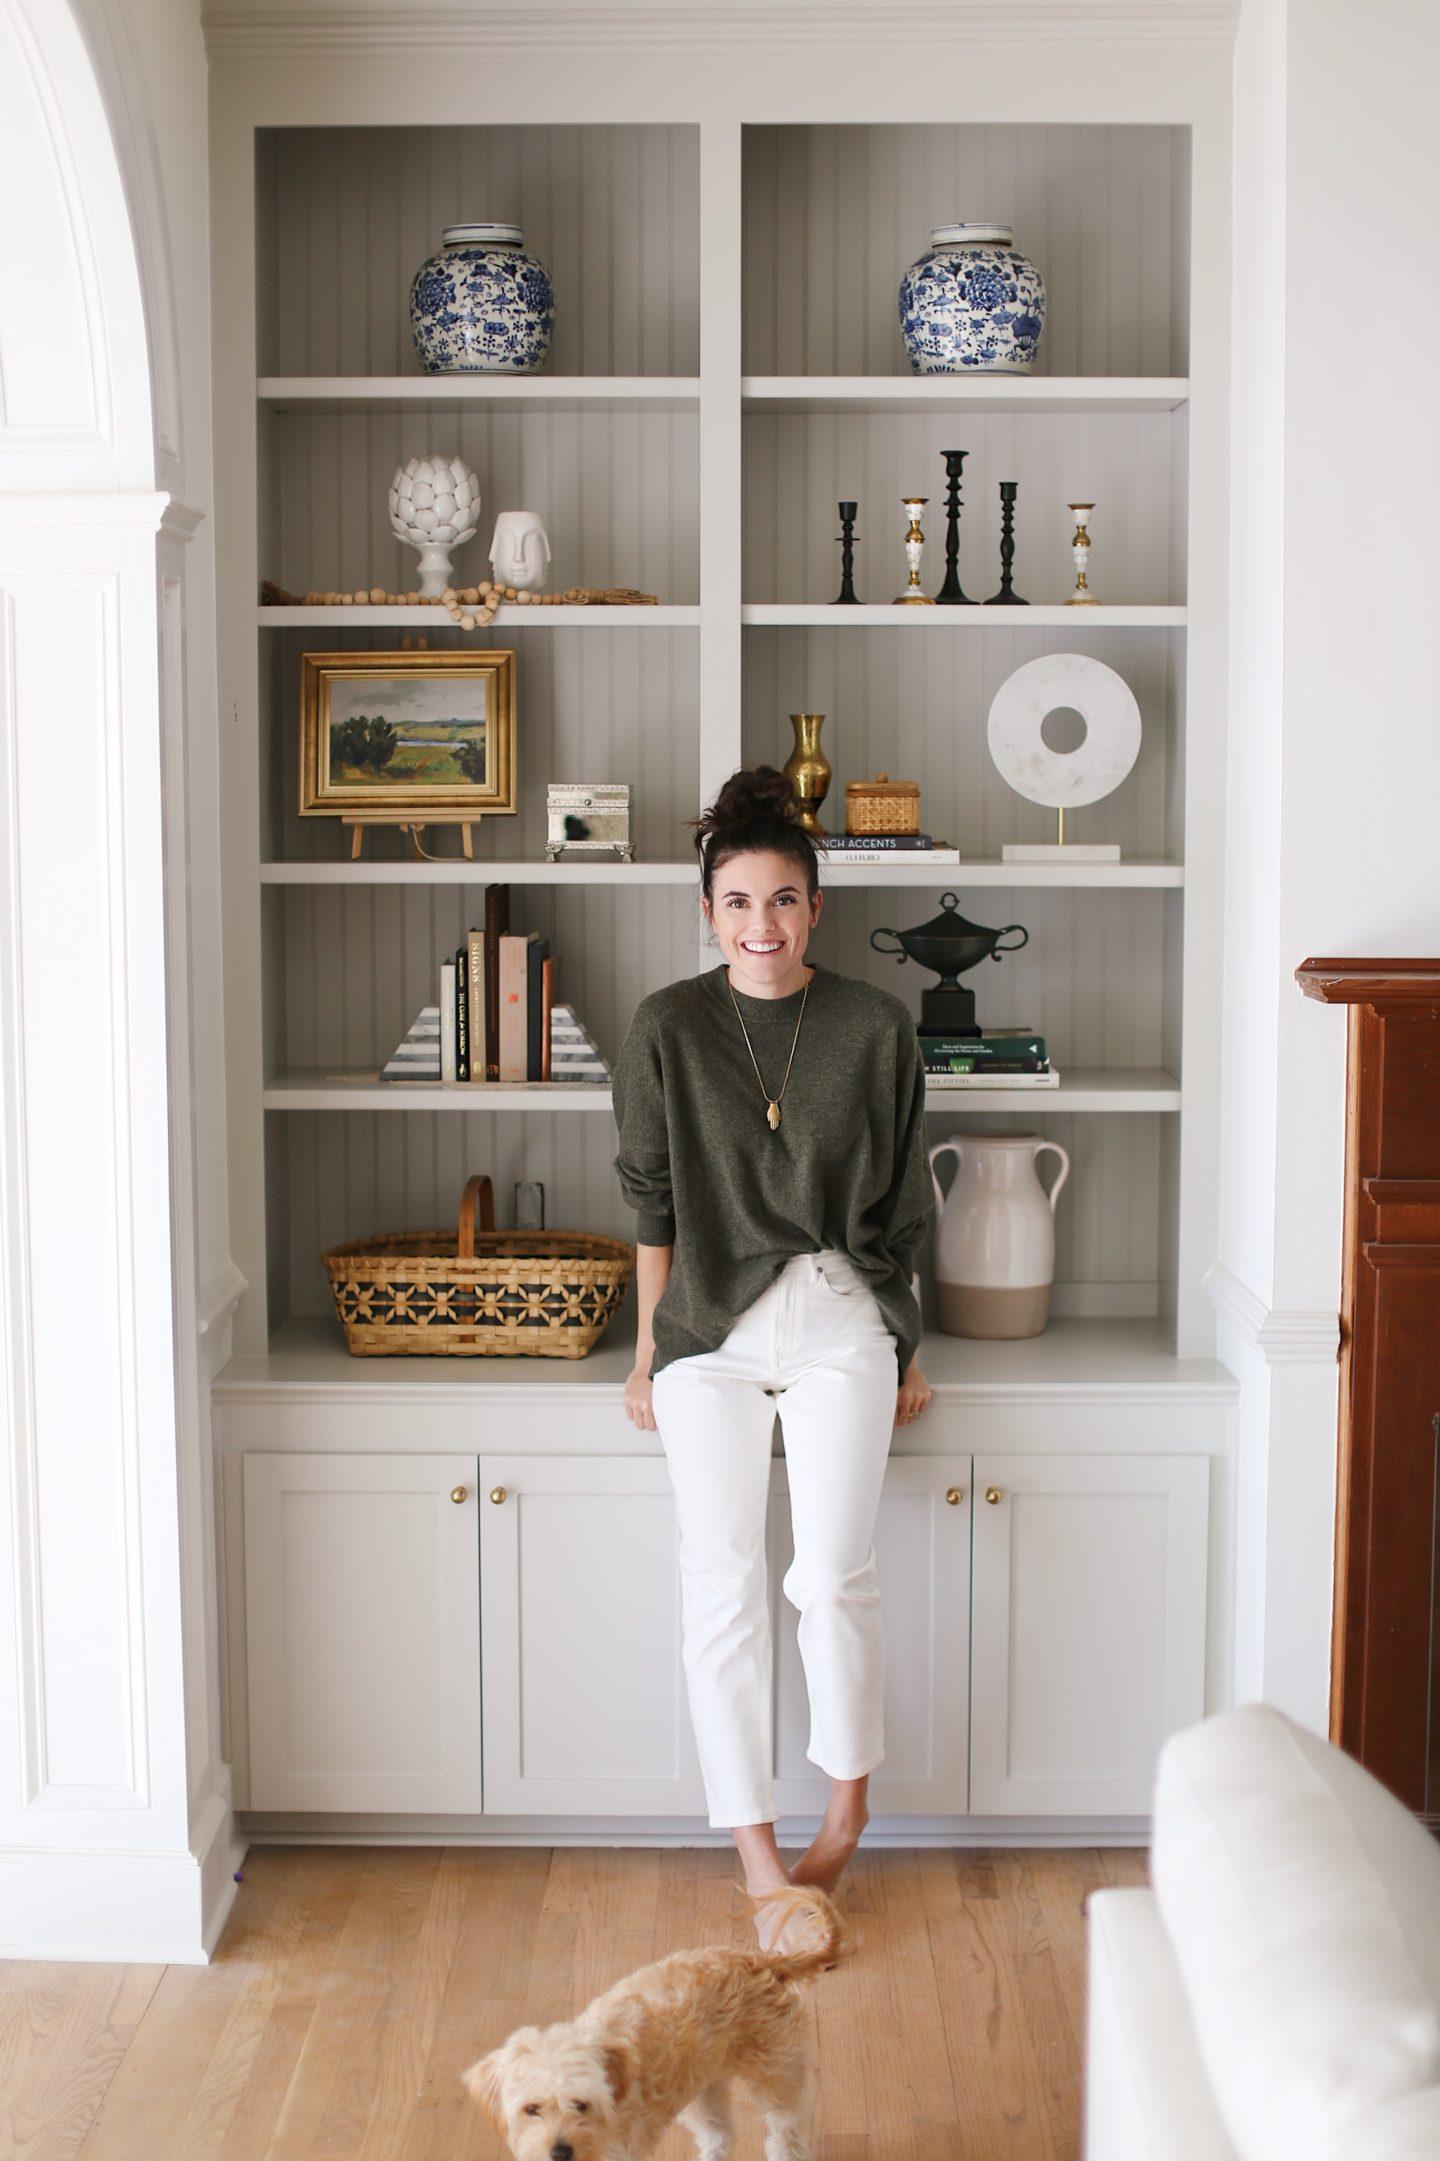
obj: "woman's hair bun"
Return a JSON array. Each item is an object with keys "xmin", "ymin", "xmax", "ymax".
[
  {"xmin": 707, "ymin": 764, "xmax": 800, "ymax": 832},
  {"xmin": 685, "ymin": 763, "xmax": 819, "ymax": 905}
]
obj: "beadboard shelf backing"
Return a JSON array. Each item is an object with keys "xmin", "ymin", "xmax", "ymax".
[
  {"xmin": 742, "ymin": 123, "xmax": 1191, "ymax": 379},
  {"xmin": 255, "ymin": 124, "xmax": 700, "ymax": 378},
  {"xmin": 258, "ymin": 401, "xmax": 699, "ymax": 602},
  {"xmin": 263, "ymin": 1102, "xmax": 1174, "ymax": 1333},
  {"xmin": 258, "ymin": 625, "xmax": 699, "ymax": 864},
  {"xmin": 743, "ymin": 625, "xmax": 1188, "ymax": 863},
  {"xmin": 743, "ymin": 405, "xmax": 1187, "ymax": 608}
]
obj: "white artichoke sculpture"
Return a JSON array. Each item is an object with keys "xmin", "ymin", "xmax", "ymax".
[{"xmin": 388, "ymin": 453, "xmax": 481, "ymax": 598}]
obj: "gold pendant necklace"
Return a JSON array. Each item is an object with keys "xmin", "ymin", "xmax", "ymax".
[{"xmin": 728, "ymin": 967, "xmax": 811, "ymax": 1130}]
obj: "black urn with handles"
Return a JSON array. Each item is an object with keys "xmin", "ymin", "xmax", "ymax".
[{"xmin": 869, "ymin": 891, "xmax": 1028, "ymax": 1037}]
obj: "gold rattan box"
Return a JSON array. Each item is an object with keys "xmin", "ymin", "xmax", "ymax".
[
  {"xmin": 322, "ymin": 1175, "xmax": 635, "ymax": 1357},
  {"xmin": 844, "ymin": 771, "xmax": 921, "ymax": 835}
]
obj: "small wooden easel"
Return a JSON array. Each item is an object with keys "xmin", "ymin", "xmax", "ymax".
[{"xmin": 343, "ymin": 816, "xmax": 477, "ymax": 862}]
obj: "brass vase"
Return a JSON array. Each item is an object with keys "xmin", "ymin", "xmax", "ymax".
[{"xmin": 783, "ymin": 713, "xmax": 832, "ymax": 833}]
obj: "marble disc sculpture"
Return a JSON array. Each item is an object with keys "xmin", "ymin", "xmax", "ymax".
[{"xmin": 987, "ymin": 652, "xmax": 1141, "ymax": 861}]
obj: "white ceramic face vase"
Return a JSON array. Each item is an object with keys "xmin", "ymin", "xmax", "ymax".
[{"xmin": 489, "ymin": 510, "xmax": 552, "ymax": 591}]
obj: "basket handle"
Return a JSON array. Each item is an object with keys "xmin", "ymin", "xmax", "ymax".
[{"xmin": 456, "ymin": 1174, "xmax": 496, "ymax": 1257}]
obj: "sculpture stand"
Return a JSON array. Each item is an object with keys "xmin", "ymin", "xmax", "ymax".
[{"xmin": 1001, "ymin": 804, "xmax": 1120, "ymax": 862}]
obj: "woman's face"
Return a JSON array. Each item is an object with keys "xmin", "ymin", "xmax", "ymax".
[{"xmin": 705, "ymin": 848, "xmax": 822, "ymax": 994}]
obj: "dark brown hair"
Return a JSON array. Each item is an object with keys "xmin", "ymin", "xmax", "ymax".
[{"xmin": 685, "ymin": 765, "xmax": 820, "ymax": 910}]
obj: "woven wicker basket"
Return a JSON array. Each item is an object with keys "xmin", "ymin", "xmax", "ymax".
[
  {"xmin": 845, "ymin": 771, "xmax": 921, "ymax": 834},
  {"xmin": 322, "ymin": 1174, "xmax": 636, "ymax": 1357}
]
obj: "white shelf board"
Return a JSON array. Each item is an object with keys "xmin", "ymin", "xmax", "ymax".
[
  {"xmin": 260, "ymin": 859, "xmax": 703, "ymax": 885},
  {"xmin": 213, "ymin": 1314, "xmax": 1235, "ymax": 1404},
  {"xmin": 259, "ymin": 857, "xmax": 1184, "ymax": 889},
  {"xmin": 262, "ymin": 1068, "xmax": 1181, "ymax": 1113},
  {"xmin": 924, "ymin": 1069, "xmax": 1180, "ymax": 1112},
  {"xmin": 742, "ymin": 604, "xmax": 1186, "ymax": 627},
  {"xmin": 258, "ymin": 375, "xmax": 701, "ymax": 412},
  {"xmin": 258, "ymin": 605, "xmax": 700, "ymax": 629},
  {"xmin": 743, "ymin": 375, "xmax": 1190, "ymax": 415}
]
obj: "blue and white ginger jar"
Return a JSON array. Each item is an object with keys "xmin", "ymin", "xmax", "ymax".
[
  {"xmin": 410, "ymin": 222, "xmax": 554, "ymax": 374},
  {"xmin": 899, "ymin": 223, "xmax": 1046, "ymax": 376}
]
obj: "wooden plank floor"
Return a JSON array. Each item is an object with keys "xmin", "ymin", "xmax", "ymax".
[{"xmin": 0, "ymin": 1844, "xmax": 1147, "ymax": 2161}]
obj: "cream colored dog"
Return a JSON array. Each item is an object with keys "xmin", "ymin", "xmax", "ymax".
[{"xmin": 461, "ymin": 1880, "xmax": 851, "ymax": 2161}]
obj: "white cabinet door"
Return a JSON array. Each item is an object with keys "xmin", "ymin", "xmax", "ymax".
[
  {"xmin": 243, "ymin": 1452, "xmax": 482, "ymax": 1811},
  {"xmin": 479, "ymin": 1455, "xmax": 706, "ymax": 1816},
  {"xmin": 970, "ymin": 1453, "xmax": 1209, "ymax": 1816},
  {"xmin": 772, "ymin": 1458, "xmax": 971, "ymax": 1817}
]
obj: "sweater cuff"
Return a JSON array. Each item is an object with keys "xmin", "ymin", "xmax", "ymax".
[{"xmin": 635, "ymin": 1208, "xmax": 676, "ymax": 1247}]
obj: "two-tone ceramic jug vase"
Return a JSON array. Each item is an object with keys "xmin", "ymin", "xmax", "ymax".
[{"xmin": 927, "ymin": 1132, "xmax": 1070, "ymax": 1338}]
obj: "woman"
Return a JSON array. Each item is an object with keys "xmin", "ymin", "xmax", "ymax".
[{"xmin": 610, "ymin": 765, "xmax": 935, "ymax": 1937}]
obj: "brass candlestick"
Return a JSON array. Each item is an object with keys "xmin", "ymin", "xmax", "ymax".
[
  {"xmin": 1065, "ymin": 501, "xmax": 1098, "ymax": 605},
  {"xmin": 894, "ymin": 497, "xmax": 934, "ymax": 605}
]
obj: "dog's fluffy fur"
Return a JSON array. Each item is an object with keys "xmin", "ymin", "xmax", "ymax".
[{"xmin": 461, "ymin": 1880, "xmax": 851, "ymax": 2161}]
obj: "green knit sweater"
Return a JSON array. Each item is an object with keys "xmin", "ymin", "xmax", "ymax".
[{"xmin": 610, "ymin": 960, "xmax": 935, "ymax": 1384}]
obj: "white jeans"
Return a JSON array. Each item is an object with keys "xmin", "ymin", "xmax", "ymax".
[{"xmin": 649, "ymin": 1247, "xmax": 899, "ymax": 1828}]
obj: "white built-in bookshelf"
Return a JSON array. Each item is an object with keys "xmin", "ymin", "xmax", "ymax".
[{"xmin": 216, "ymin": 110, "xmax": 1223, "ymax": 1373}]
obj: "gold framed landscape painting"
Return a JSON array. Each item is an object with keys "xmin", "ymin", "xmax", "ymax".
[{"xmin": 298, "ymin": 650, "xmax": 517, "ymax": 820}]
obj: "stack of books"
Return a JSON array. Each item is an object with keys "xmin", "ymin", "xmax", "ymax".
[
  {"xmin": 376, "ymin": 880, "xmax": 610, "ymax": 1087},
  {"xmin": 816, "ymin": 832, "xmax": 961, "ymax": 865},
  {"xmin": 920, "ymin": 1027, "xmax": 1058, "ymax": 1090}
]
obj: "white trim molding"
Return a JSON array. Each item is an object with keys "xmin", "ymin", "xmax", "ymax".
[
  {"xmin": 1204, "ymin": 1261, "xmax": 1340, "ymax": 1364},
  {"xmin": 159, "ymin": 499, "xmax": 206, "ymax": 543},
  {"xmin": 202, "ymin": 2, "xmax": 1243, "ymax": 58},
  {"xmin": 197, "ymin": 1259, "xmax": 247, "ymax": 1337}
]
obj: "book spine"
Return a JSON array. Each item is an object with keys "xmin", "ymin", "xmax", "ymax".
[
  {"xmin": 819, "ymin": 833, "xmax": 937, "ymax": 851},
  {"xmin": 527, "ymin": 937, "xmax": 548, "ymax": 1081},
  {"xmin": 455, "ymin": 946, "xmax": 469, "ymax": 1083},
  {"xmin": 540, "ymin": 953, "xmax": 554, "ymax": 1081},
  {"xmin": 497, "ymin": 932, "xmax": 529, "ymax": 1081},
  {"xmin": 466, "ymin": 926, "xmax": 486, "ymax": 1085},
  {"xmin": 822, "ymin": 849, "xmax": 959, "ymax": 863},
  {"xmin": 440, "ymin": 962, "xmax": 457, "ymax": 1084},
  {"xmin": 923, "ymin": 1057, "xmax": 1049, "ymax": 1074},
  {"xmin": 484, "ymin": 882, "xmax": 508, "ymax": 1082},
  {"xmin": 924, "ymin": 1071, "xmax": 1060, "ymax": 1088},
  {"xmin": 921, "ymin": 1036, "xmax": 1047, "ymax": 1058}
]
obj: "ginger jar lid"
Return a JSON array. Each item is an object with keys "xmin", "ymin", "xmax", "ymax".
[
  {"xmin": 929, "ymin": 222, "xmax": 1013, "ymax": 248},
  {"xmin": 442, "ymin": 221, "xmax": 523, "ymax": 248}
]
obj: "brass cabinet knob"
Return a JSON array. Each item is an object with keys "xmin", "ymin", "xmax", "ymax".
[
  {"xmin": 489, "ymin": 1485, "xmax": 507, "ymax": 1505},
  {"xmin": 945, "ymin": 1487, "xmax": 963, "ymax": 1505},
  {"xmin": 985, "ymin": 1486, "xmax": 1004, "ymax": 1505},
  {"xmin": 450, "ymin": 1485, "xmax": 467, "ymax": 1504}
]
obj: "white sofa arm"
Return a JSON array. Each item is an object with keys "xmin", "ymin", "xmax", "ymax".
[{"xmin": 1085, "ymin": 1887, "xmax": 1238, "ymax": 2161}]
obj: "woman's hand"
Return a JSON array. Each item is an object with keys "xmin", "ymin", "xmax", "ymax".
[
  {"xmin": 623, "ymin": 1363, "xmax": 659, "ymax": 1430},
  {"xmin": 895, "ymin": 1357, "xmax": 932, "ymax": 1426}
]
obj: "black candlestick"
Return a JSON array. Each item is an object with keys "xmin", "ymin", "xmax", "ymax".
[
  {"xmin": 985, "ymin": 481, "xmax": 1027, "ymax": 605},
  {"xmin": 933, "ymin": 450, "xmax": 974, "ymax": 604},
  {"xmin": 833, "ymin": 501, "xmax": 860, "ymax": 604}
]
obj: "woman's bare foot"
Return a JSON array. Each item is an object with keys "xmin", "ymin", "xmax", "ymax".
[
  {"xmin": 732, "ymin": 1822, "xmax": 795, "ymax": 1950},
  {"xmin": 789, "ymin": 1781, "xmax": 870, "ymax": 1894}
]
